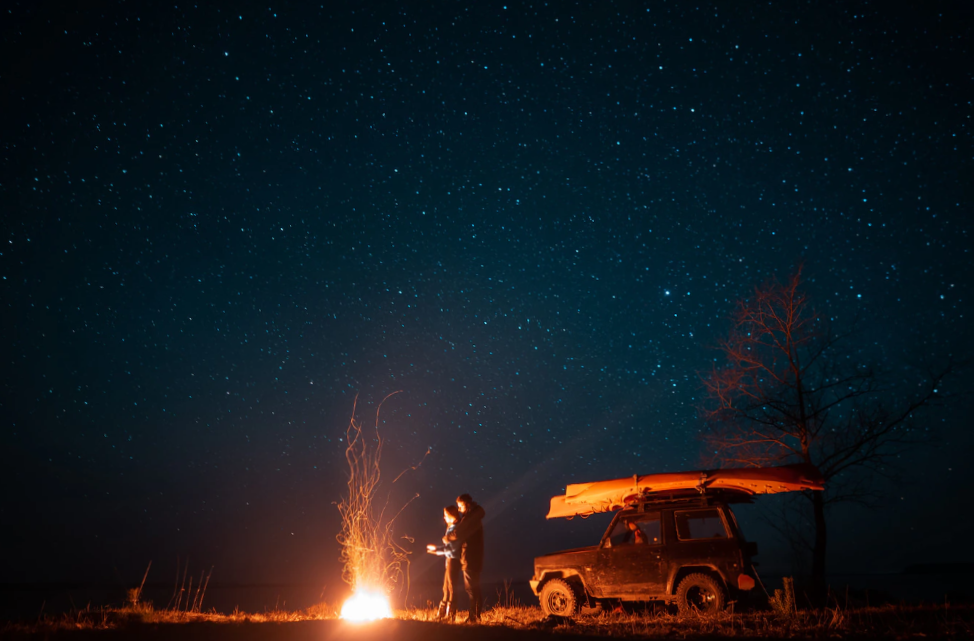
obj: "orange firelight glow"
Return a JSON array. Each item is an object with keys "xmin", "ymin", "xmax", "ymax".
[{"xmin": 340, "ymin": 589, "xmax": 393, "ymax": 622}]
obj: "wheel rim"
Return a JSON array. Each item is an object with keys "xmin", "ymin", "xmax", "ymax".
[
  {"xmin": 546, "ymin": 589, "xmax": 569, "ymax": 615},
  {"xmin": 686, "ymin": 585, "xmax": 717, "ymax": 612}
]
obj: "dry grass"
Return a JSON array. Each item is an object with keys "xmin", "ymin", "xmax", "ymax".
[
  {"xmin": 401, "ymin": 601, "xmax": 974, "ymax": 639},
  {"xmin": 0, "ymin": 600, "xmax": 344, "ymax": 634},
  {"xmin": 3, "ymin": 601, "xmax": 972, "ymax": 639}
]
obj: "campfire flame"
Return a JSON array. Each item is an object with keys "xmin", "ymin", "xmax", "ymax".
[
  {"xmin": 340, "ymin": 588, "xmax": 393, "ymax": 622},
  {"xmin": 336, "ymin": 393, "xmax": 426, "ymax": 624}
]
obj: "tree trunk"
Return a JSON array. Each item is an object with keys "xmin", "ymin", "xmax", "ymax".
[{"xmin": 810, "ymin": 490, "xmax": 827, "ymax": 604}]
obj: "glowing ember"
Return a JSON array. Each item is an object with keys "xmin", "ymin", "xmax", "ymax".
[{"xmin": 340, "ymin": 589, "xmax": 393, "ymax": 622}]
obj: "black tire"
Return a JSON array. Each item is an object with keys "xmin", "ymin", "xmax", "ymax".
[
  {"xmin": 676, "ymin": 573, "xmax": 726, "ymax": 616},
  {"xmin": 539, "ymin": 578, "xmax": 582, "ymax": 618}
]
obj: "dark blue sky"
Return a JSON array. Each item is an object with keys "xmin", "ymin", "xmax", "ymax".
[{"xmin": 2, "ymin": 0, "xmax": 971, "ymax": 594}]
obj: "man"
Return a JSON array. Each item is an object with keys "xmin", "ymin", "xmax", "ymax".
[
  {"xmin": 626, "ymin": 520, "xmax": 647, "ymax": 544},
  {"xmin": 444, "ymin": 493, "xmax": 485, "ymax": 623}
]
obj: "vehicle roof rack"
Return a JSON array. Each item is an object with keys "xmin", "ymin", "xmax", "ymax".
[{"xmin": 626, "ymin": 490, "xmax": 754, "ymax": 510}]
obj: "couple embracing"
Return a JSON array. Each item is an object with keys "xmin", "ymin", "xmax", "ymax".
[{"xmin": 426, "ymin": 493, "xmax": 485, "ymax": 623}]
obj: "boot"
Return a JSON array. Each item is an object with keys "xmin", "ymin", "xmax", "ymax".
[
  {"xmin": 444, "ymin": 603, "xmax": 456, "ymax": 622},
  {"xmin": 465, "ymin": 601, "xmax": 480, "ymax": 624},
  {"xmin": 434, "ymin": 602, "xmax": 448, "ymax": 620}
]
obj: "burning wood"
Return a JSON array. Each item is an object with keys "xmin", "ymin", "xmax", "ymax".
[{"xmin": 339, "ymin": 588, "xmax": 394, "ymax": 622}]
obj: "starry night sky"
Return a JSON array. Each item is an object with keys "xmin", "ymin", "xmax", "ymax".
[{"xmin": 2, "ymin": 0, "xmax": 972, "ymax": 594}]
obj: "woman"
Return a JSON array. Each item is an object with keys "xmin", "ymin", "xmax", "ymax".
[{"xmin": 427, "ymin": 505, "xmax": 462, "ymax": 621}]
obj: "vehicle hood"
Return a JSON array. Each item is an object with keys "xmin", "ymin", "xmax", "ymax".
[{"xmin": 534, "ymin": 545, "xmax": 599, "ymax": 568}]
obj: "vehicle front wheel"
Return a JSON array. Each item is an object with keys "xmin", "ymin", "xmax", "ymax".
[
  {"xmin": 539, "ymin": 578, "xmax": 581, "ymax": 618},
  {"xmin": 676, "ymin": 573, "xmax": 725, "ymax": 616}
]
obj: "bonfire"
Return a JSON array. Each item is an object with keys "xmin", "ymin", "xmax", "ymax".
[{"xmin": 336, "ymin": 392, "xmax": 423, "ymax": 622}]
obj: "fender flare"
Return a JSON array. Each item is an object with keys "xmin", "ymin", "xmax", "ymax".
[
  {"xmin": 535, "ymin": 569, "xmax": 591, "ymax": 597},
  {"xmin": 667, "ymin": 564, "xmax": 729, "ymax": 595}
]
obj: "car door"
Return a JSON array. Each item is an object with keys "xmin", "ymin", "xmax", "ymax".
[{"xmin": 595, "ymin": 513, "xmax": 666, "ymax": 598}]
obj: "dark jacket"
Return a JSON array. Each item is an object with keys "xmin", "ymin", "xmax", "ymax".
[{"xmin": 447, "ymin": 502, "xmax": 485, "ymax": 572}]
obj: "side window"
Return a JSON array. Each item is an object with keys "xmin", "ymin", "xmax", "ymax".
[
  {"xmin": 605, "ymin": 514, "xmax": 662, "ymax": 546},
  {"xmin": 675, "ymin": 509, "xmax": 728, "ymax": 540}
]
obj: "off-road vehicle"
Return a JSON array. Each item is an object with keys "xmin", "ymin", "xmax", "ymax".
[{"xmin": 529, "ymin": 464, "xmax": 824, "ymax": 616}]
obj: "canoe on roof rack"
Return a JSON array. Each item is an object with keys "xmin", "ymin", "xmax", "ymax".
[{"xmin": 546, "ymin": 463, "xmax": 825, "ymax": 519}]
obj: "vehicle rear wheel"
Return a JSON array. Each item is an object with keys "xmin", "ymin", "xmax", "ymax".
[
  {"xmin": 539, "ymin": 578, "xmax": 581, "ymax": 617},
  {"xmin": 676, "ymin": 573, "xmax": 725, "ymax": 616}
]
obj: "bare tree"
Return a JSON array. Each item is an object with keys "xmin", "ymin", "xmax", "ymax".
[{"xmin": 700, "ymin": 266, "xmax": 954, "ymax": 594}]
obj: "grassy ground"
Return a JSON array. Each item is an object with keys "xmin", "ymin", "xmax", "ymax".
[
  {"xmin": 421, "ymin": 602, "xmax": 974, "ymax": 638},
  {"xmin": 2, "ymin": 601, "xmax": 972, "ymax": 639}
]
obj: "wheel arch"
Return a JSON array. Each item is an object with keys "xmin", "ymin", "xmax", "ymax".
[
  {"xmin": 668, "ymin": 565, "xmax": 728, "ymax": 596},
  {"xmin": 537, "ymin": 569, "xmax": 590, "ymax": 597}
]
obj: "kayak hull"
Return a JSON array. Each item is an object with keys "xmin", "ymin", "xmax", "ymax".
[{"xmin": 547, "ymin": 463, "xmax": 824, "ymax": 519}]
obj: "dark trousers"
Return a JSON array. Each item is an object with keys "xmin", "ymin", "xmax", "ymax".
[
  {"xmin": 462, "ymin": 565, "xmax": 482, "ymax": 618},
  {"xmin": 441, "ymin": 558, "xmax": 461, "ymax": 607}
]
